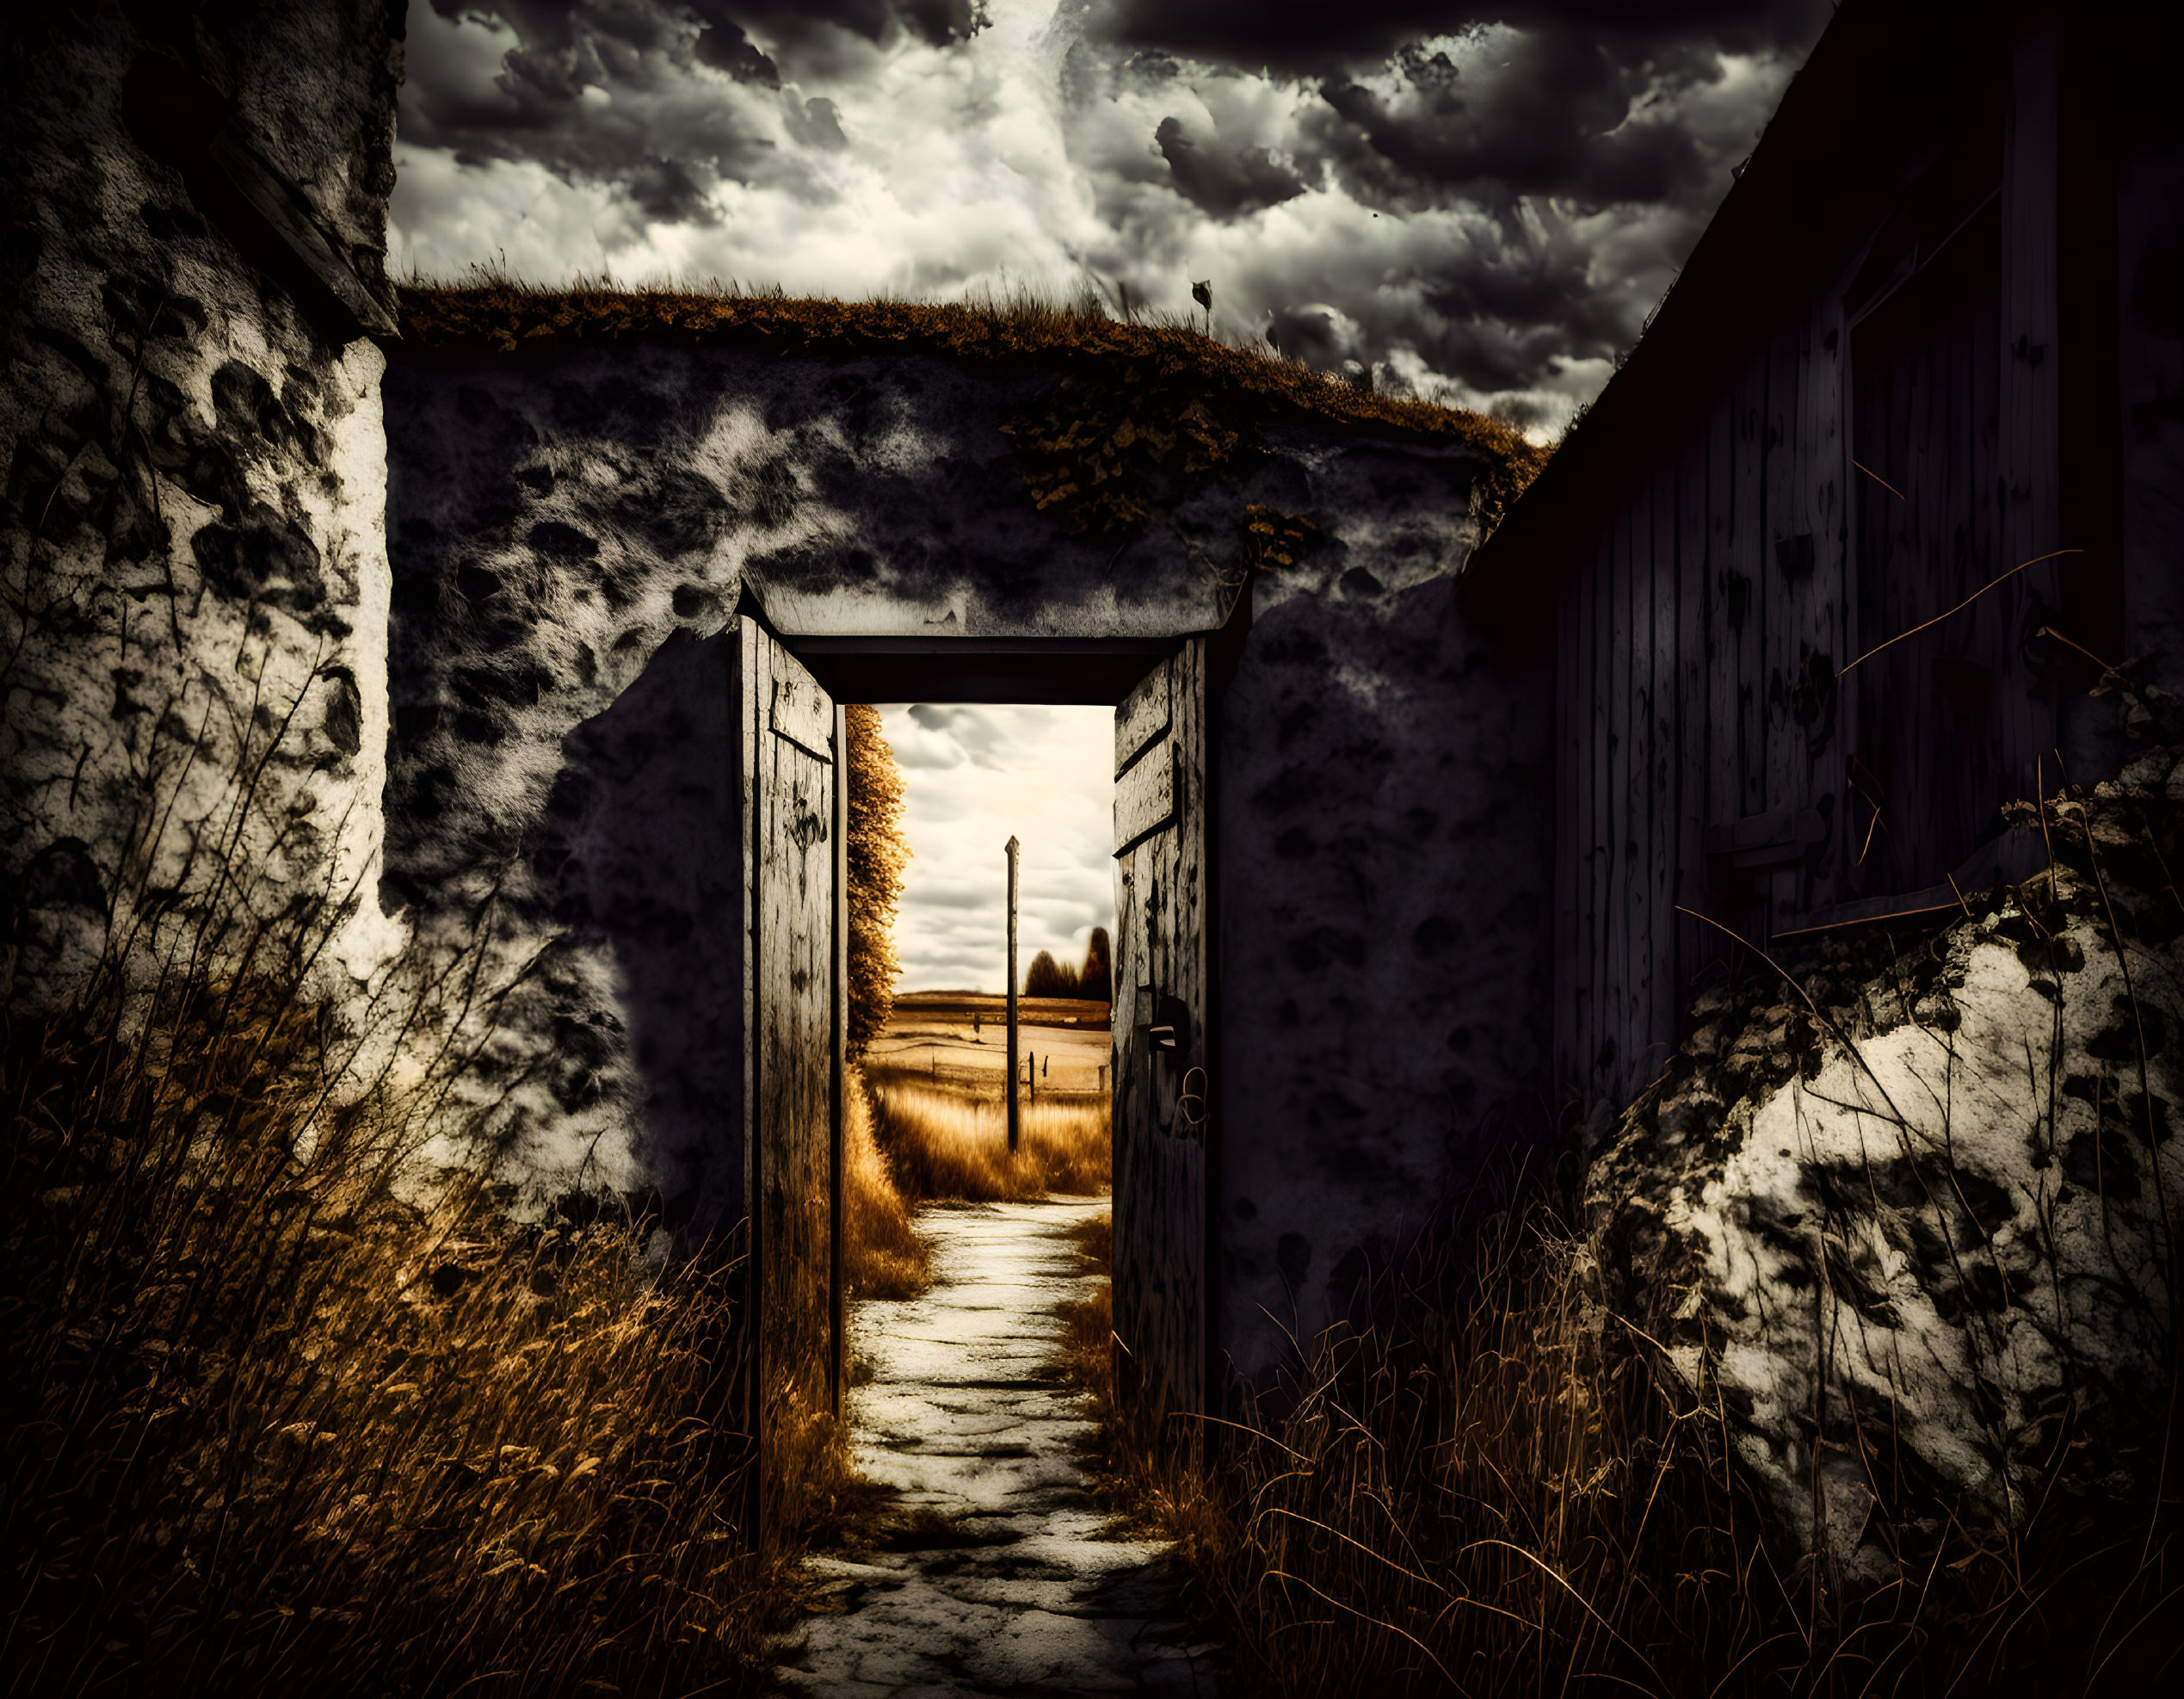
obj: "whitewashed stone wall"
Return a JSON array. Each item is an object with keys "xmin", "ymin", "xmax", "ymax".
[
  {"xmin": 1, "ymin": 3, "xmax": 405, "ymax": 1011},
  {"xmin": 382, "ymin": 345, "xmax": 1554, "ymax": 1370}
]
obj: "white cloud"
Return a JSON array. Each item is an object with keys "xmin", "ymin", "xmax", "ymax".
[{"xmin": 873, "ymin": 703, "xmax": 1114, "ymax": 992}]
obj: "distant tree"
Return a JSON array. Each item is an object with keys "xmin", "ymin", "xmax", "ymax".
[
  {"xmin": 1023, "ymin": 949, "xmax": 1079, "ymax": 998},
  {"xmin": 846, "ymin": 705, "xmax": 910, "ymax": 1061},
  {"xmin": 1078, "ymin": 927, "xmax": 1112, "ymax": 1004}
]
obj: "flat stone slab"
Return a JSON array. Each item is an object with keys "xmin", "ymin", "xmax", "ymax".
[{"xmin": 772, "ymin": 1197, "xmax": 1218, "ymax": 1696}]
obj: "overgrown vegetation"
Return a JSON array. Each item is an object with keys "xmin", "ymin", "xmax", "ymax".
[
  {"xmin": 1057, "ymin": 752, "xmax": 2184, "ymax": 1696},
  {"xmin": 0, "ymin": 959, "xmax": 811, "ymax": 1697},
  {"xmin": 840, "ymin": 1066, "xmax": 929, "ymax": 1301},
  {"xmin": 1064, "ymin": 1177, "xmax": 2182, "ymax": 1695},
  {"xmin": 845, "ymin": 705, "xmax": 910, "ymax": 1064},
  {"xmin": 864, "ymin": 1072, "xmax": 1109, "ymax": 1203}
]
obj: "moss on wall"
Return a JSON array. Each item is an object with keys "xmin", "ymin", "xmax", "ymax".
[{"xmin": 398, "ymin": 285, "xmax": 1549, "ymax": 544}]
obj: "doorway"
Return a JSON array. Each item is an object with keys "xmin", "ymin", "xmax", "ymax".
[{"xmin": 737, "ymin": 627, "xmax": 1214, "ymax": 1525}]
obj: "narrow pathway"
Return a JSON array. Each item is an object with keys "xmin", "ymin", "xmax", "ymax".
[{"xmin": 774, "ymin": 1198, "xmax": 1217, "ymax": 1697}]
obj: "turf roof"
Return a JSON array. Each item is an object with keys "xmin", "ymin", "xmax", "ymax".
[{"xmin": 397, "ymin": 285, "xmax": 1547, "ymax": 536}]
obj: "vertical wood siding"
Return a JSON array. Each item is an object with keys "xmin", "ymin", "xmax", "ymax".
[{"xmin": 1552, "ymin": 37, "xmax": 2063, "ymax": 1110}]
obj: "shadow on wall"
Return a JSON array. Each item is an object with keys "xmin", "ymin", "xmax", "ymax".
[{"xmin": 522, "ymin": 627, "xmax": 743, "ymax": 1244}]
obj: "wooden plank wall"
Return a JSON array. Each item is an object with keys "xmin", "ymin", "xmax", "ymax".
[
  {"xmin": 1552, "ymin": 35, "xmax": 2064, "ymax": 1115},
  {"xmin": 1112, "ymin": 642, "xmax": 1209, "ymax": 1431},
  {"xmin": 1557, "ymin": 317, "xmax": 1836, "ymax": 1109}
]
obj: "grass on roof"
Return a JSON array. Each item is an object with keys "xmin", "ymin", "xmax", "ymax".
[{"xmin": 395, "ymin": 277, "xmax": 1547, "ymax": 525}]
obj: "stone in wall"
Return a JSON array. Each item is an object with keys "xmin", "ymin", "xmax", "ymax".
[
  {"xmin": 1216, "ymin": 429, "xmax": 1554, "ymax": 1393},
  {"xmin": 1589, "ymin": 751, "xmax": 2184, "ymax": 1574},
  {"xmin": 1, "ymin": 3, "xmax": 403, "ymax": 1010}
]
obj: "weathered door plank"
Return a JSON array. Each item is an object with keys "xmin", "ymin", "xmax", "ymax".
[
  {"xmin": 741, "ymin": 618, "xmax": 838, "ymax": 1540},
  {"xmin": 1112, "ymin": 643, "xmax": 1208, "ymax": 1434}
]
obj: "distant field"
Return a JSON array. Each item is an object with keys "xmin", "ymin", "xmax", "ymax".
[
  {"xmin": 889, "ymin": 991, "xmax": 1110, "ymax": 1031},
  {"xmin": 870, "ymin": 992, "xmax": 1112, "ymax": 1095}
]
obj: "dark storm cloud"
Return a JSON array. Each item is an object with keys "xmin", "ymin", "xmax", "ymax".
[
  {"xmin": 1098, "ymin": 0, "xmax": 1829, "ymax": 70},
  {"xmin": 404, "ymin": 2, "xmax": 777, "ymax": 223},
  {"xmin": 1101, "ymin": 3, "xmax": 1826, "ymax": 398},
  {"xmin": 404, "ymin": 1, "xmax": 989, "ymax": 224},
  {"xmin": 683, "ymin": 4, "xmax": 780, "ymax": 82},
  {"xmin": 1154, "ymin": 114, "xmax": 1306, "ymax": 219},
  {"xmin": 711, "ymin": 0, "xmax": 988, "ymax": 50},
  {"xmin": 1311, "ymin": 37, "xmax": 1719, "ymax": 212},
  {"xmin": 394, "ymin": 0, "xmax": 1830, "ymax": 429}
]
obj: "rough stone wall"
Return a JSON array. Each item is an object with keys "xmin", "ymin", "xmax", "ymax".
[
  {"xmin": 1589, "ymin": 749, "xmax": 2184, "ymax": 1571},
  {"xmin": 1216, "ymin": 429, "xmax": 1554, "ymax": 1391},
  {"xmin": 1, "ymin": 3, "xmax": 404, "ymax": 1010},
  {"xmin": 380, "ymin": 346, "xmax": 1552, "ymax": 1364},
  {"xmin": 378, "ymin": 341, "xmax": 1224, "ymax": 1214}
]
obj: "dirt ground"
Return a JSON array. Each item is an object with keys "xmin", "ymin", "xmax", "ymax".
[{"xmin": 868, "ymin": 993, "xmax": 1113, "ymax": 1095}]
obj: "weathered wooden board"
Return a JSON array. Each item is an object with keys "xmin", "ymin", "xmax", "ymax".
[
  {"xmin": 1598, "ymin": 533, "xmax": 1616, "ymax": 1100},
  {"xmin": 1851, "ymin": 200, "xmax": 2008, "ymax": 897},
  {"xmin": 1625, "ymin": 487, "xmax": 1652, "ymax": 1095},
  {"xmin": 1113, "ymin": 742, "xmax": 1175, "ymax": 853},
  {"xmin": 1806, "ymin": 293, "xmax": 1849, "ymax": 910},
  {"xmin": 741, "ymin": 618, "xmax": 838, "ymax": 1537},
  {"xmin": 1763, "ymin": 313, "xmax": 1804, "ymax": 932},
  {"xmin": 1112, "ymin": 642, "xmax": 1207, "ymax": 1435},
  {"xmin": 1605, "ymin": 503, "xmax": 1630, "ymax": 1097},
  {"xmin": 769, "ymin": 662, "xmax": 834, "ymax": 761},
  {"xmin": 1999, "ymin": 23, "xmax": 2062, "ymax": 817},
  {"xmin": 830, "ymin": 702, "xmax": 848, "ymax": 1417},
  {"xmin": 1114, "ymin": 664, "xmax": 1172, "ymax": 775},
  {"xmin": 1650, "ymin": 461, "xmax": 1681, "ymax": 1074},
  {"xmin": 1731, "ymin": 352, "xmax": 1768, "ymax": 826},
  {"xmin": 1674, "ymin": 429, "xmax": 1711, "ymax": 1033},
  {"xmin": 1552, "ymin": 548, "xmax": 1582, "ymax": 1103}
]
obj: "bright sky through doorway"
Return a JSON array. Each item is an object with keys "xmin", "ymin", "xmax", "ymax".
[{"xmin": 876, "ymin": 704, "xmax": 1114, "ymax": 994}]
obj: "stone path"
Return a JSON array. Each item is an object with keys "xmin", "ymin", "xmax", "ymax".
[{"xmin": 774, "ymin": 1197, "xmax": 1218, "ymax": 1697}]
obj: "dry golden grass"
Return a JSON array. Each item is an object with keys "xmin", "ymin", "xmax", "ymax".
[
  {"xmin": 0, "ymin": 966, "xmax": 824, "ymax": 1698},
  {"xmin": 1049, "ymin": 1214, "xmax": 1114, "ymax": 1414},
  {"xmin": 395, "ymin": 281, "xmax": 1546, "ymax": 534},
  {"xmin": 1056, "ymin": 1183, "xmax": 2184, "ymax": 1697},
  {"xmin": 841, "ymin": 1066, "xmax": 930, "ymax": 1300},
  {"xmin": 864, "ymin": 1070, "xmax": 1108, "ymax": 1202}
]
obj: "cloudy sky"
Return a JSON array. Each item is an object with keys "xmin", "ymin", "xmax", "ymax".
[
  {"xmin": 875, "ymin": 705, "xmax": 1113, "ymax": 993},
  {"xmin": 390, "ymin": 0, "xmax": 1829, "ymax": 435}
]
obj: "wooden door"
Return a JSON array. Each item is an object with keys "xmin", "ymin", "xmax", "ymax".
[
  {"xmin": 739, "ymin": 618, "xmax": 841, "ymax": 1536},
  {"xmin": 1112, "ymin": 642, "xmax": 1210, "ymax": 1434}
]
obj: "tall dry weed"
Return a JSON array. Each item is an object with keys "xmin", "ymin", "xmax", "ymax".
[
  {"xmin": 841, "ymin": 1067, "xmax": 929, "ymax": 1300},
  {"xmin": 864, "ymin": 1070, "xmax": 1108, "ymax": 1202},
  {"xmin": 0, "ymin": 961, "xmax": 800, "ymax": 1697},
  {"xmin": 1063, "ymin": 1177, "xmax": 2184, "ymax": 1696}
]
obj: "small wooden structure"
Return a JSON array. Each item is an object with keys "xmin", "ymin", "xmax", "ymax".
[{"xmin": 1465, "ymin": 2, "xmax": 2184, "ymax": 1112}]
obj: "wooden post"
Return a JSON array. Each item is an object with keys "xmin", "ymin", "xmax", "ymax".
[{"xmin": 1005, "ymin": 835, "xmax": 1021, "ymax": 1154}]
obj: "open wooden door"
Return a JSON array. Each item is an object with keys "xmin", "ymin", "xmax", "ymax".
[
  {"xmin": 738, "ymin": 617, "xmax": 842, "ymax": 1537},
  {"xmin": 1112, "ymin": 641, "xmax": 1210, "ymax": 1433}
]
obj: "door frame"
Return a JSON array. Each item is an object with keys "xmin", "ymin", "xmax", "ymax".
[
  {"xmin": 777, "ymin": 627, "xmax": 1229, "ymax": 1422},
  {"xmin": 790, "ymin": 636, "xmax": 1181, "ymax": 706}
]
